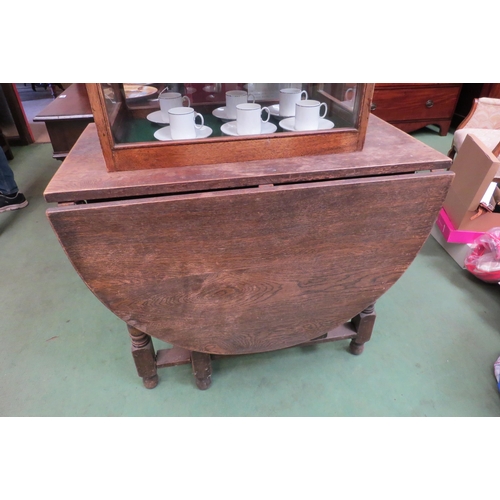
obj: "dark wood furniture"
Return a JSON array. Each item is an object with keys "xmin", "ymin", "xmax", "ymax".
[
  {"xmin": 44, "ymin": 115, "xmax": 453, "ymax": 390},
  {"xmin": 33, "ymin": 83, "xmax": 93, "ymax": 160},
  {"xmin": 371, "ymin": 83, "xmax": 462, "ymax": 136},
  {"xmin": 0, "ymin": 84, "xmax": 35, "ymax": 146}
]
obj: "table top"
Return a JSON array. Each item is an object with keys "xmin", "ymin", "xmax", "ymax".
[
  {"xmin": 33, "ymin": 83, "xmax": 93, "ymax": 121},
  {"xmin": 44, "ymin": 114, "xmax": 452, "ymax": 203}
]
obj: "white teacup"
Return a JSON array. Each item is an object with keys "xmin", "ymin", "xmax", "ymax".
[
  {"xmin": 344, "ymin": 87, "xmax": 355, "ymax": 102},
  {"xmin": 294, "ymin": 100, "xmax": 328, "ymax": 131},
  {"xmin": 226, "ymin": 90, "xmax": 255, "ymax": 119},
  {"xmin": 159, "ymin": 92, "xmax": 191, "ymax": 120},
  {"xmin": 279, "ymin": 88, "xmax": 308, "ymax": 117},
  {"xmin": 168, "ymin": 107, "xmax": 204, "ymax": 140},
  {"xmin": 236, "ymin": 103, "xmax": 270, "ymax": 135}
]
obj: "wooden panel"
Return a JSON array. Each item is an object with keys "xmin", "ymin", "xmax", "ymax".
[
  {"xmin": 371, "ymin": 83, "xmax": 461, "ymax": 135},
  {"xmin": 33, "ymin": 83, "xmax": 92, "ymax": 119},
  {"xmin": 45, "ymin": 120, "xmax": 93, "ymax": 159},
  {"xmin": 372, "ymin": 85, "xmax": 461, "ymax": 122},
  {"xmin": 43, "ymin": 116, "xmax": 452, "ymax": 203},
  {"xmin": 483, "ymin": 84, "xmax": 500, "ymax": 99},
  {"xmin": 111, "ymin": 128, "xmax": 361, "ymax": 171},
  {"xmin": 47, "ymin": 170, "xmax": 453, "ymax": 355}
]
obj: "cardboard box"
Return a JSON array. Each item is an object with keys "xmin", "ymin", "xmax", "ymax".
[
  {"xmin": 443, "ymin": 134, "xmax": 500, "ymax": 233},
  {"xmin": 430, "ymin": 224, "xmax": 470, "ymax": 268}
]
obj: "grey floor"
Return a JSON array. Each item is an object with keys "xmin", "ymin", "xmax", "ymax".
[{"xmin": 2, "ymin": 127, "xmax": 500, "ymax": 417}]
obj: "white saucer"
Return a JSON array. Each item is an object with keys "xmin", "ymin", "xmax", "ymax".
[
  {"xmin": 147, "ymin": 110, "xmax": 169, "ymax": 124},
  {"xmin": 154, "ymin": 125, "xmax": 213, "ymax": 141},
  {"xmin": 279, "ymin": 117, "xmax": 335, "ymax": 132},
  {"xmin": 269, "ymin": 104, "xmax": 290, "ymax": 118},
  {"xmin": 221, "ymin": 121, "xmax": 277, "ymax": 137},
  {"xmin": 212, "ymin": 107, "xmax": 235, "ymax": 122},
  {"xmin": 269, "ymin": 104, "xmax": 296, "ymax": 119}
]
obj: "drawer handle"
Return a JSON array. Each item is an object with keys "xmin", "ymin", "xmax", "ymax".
[
  {"xmin": 371, "ymin": 103, "xmax": 377, "ymax": 111},
  {"xmin": 425, "ymin": 99, "xmax": 434, "ymax": 108}
]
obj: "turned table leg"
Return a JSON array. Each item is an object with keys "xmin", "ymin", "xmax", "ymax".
[
  {"xmin": 127, "ymin": 325, "xmax": 159, "ymax": 389},
  {"xmin": 191, "ymin": 351, "xmax": 212, "ymax": 390},
  {"xmin": 349, "ymin": 303, "xmax": 376, "ymax": 355}
]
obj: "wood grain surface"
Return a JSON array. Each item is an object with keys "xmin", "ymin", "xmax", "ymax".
[
  {"xmin": 371, "ymin": 83, "xmax": 462, "ymax": 136},
  {"xmin": 33, "ymin": 83, "xmax": 92, "ymax": 120},
  {"xmin": 47, "ymin": 171, "xmax": 452, "ymax": 355},
  {"xmin": 44, "ymin": 115, "xmax": 452, "ymax": 203}
]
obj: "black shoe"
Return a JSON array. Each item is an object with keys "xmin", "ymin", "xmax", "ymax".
[{"xmin": 0, "ymin": 192, "xmax": 28, "ymax": 213}]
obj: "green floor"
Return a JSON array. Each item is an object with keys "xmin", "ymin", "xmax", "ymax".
[{"xmin": 2, "ymin": 128, "xmax": 500, "ymax": 417}]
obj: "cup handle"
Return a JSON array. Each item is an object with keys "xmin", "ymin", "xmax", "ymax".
[
  {"xmin": 261, "ymin": 107, "xmax": 270, "ymax": 123},
  {"xmin": 301, "ymin": 90, "xmax": 308, "ymax": 100},
  {"xmin": 344, "ymin": 88, "xmax": 355, "ymax": 101},
  {"xmin": 319, "ymin": 102, "xmax": 328, "ymax": 119},
  {"xmin": 194, "ymin": 112, "xmax": 204, "ymax": 129},
  {"xmin": 183, "ymin": 95, "xmax": 191, "ymax": 107},
  {"xmin": 248, "ymin": 93, "xmax": 256, "ymax": 103}
]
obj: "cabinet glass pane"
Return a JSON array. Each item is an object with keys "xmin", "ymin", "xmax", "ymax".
[{"xmin": 99, "ymin": 83, "xmax": 363, "ymax": 145}]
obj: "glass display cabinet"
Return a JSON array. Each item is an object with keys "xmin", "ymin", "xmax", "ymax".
[
  {"xmin": 45, "ymin": 82, "xmax": 454, "ymax": 391},
  {"xmin": 86, "ymin": 83, "xmax": 374, "ymax": 171}
]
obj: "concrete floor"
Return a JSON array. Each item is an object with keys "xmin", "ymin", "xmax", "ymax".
[{"xmin": 2, "ymin": 129, "xmax": 500, "ymax": 417}]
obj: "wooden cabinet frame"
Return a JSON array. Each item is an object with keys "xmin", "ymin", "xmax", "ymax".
[{"xmin": 86, "ymin": 83, "xmax": 375, "ymax": 172}]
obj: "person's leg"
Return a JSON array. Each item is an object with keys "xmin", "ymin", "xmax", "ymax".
[
  {"xmin": 0, "ymin": 148, "xmax": 28, "ymax": 212},
  {"xmin": 0, "ymin": 147, "xmax": 19, "ymax": 196}
]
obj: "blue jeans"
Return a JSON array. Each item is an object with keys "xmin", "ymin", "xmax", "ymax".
[{"xmin": 0, "ymin": 147, "xmax": 18, "ymax": 196}]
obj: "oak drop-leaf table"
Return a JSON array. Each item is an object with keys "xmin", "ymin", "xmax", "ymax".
[{"xmin": 44, "ymin": 116, "xmax": 453, "ymax": 390}]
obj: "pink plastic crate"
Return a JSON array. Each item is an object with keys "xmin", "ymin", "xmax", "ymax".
[{"xmin": 436, "ymin": 209, "xmax": 484, "ymax": 244}]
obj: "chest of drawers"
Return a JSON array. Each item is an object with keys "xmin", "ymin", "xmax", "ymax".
[{"xmin": 371, "ymin": 83, "xmax": 462, "ymax": 136}]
